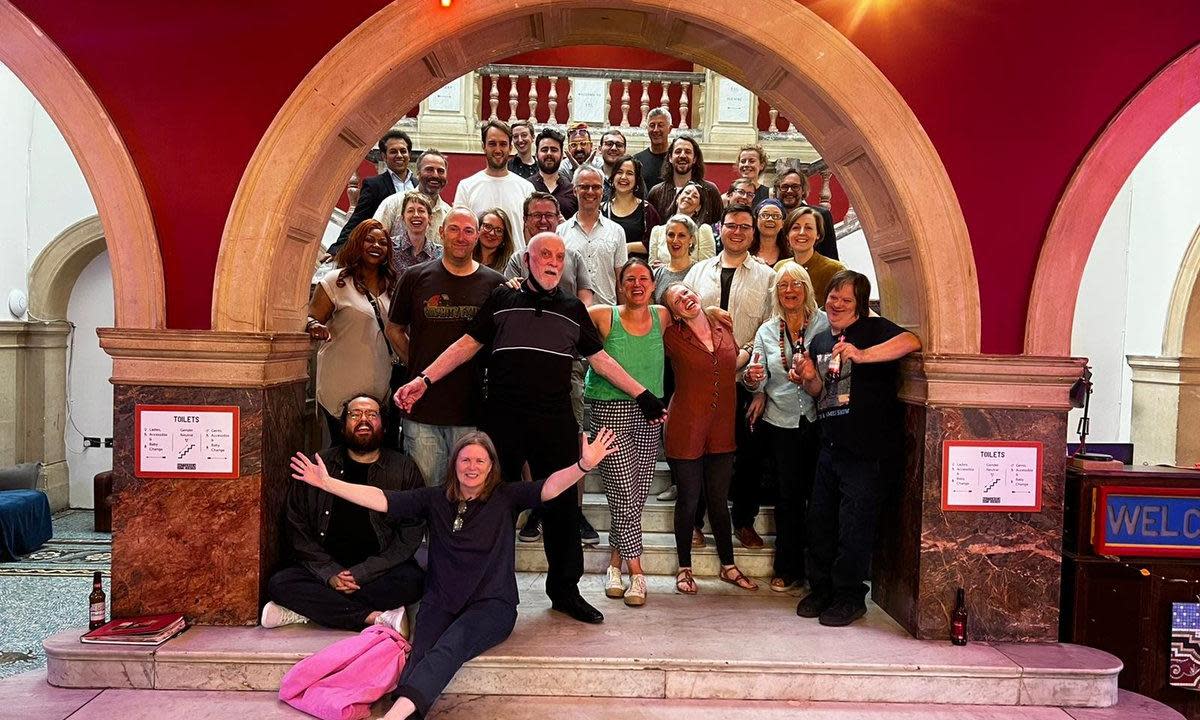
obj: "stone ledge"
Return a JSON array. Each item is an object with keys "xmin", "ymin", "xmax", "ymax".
[
  {"xmin": 98, "ymin": 328, "xmax": 311, "ymax": 388},
  {"xmin": 901, "ymin": 353, "xmax": 1087, "ymax": 410}
]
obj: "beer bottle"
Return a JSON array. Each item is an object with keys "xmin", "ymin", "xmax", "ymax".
[
  {"xmin": 89, "ymin": 571, "xmax": 106, "ymax": 630},
  {"xmin": 951, "ymin": 587, "xmax": 968, "ymax": 646},
  {"xmin": 826, "ymin": 334, "xmax": 844, "ymax": 381}
]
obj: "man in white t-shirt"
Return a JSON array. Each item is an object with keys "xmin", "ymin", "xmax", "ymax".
[{"xmin": 453, "ymin": 120, "xmax": 533, "ymax": 249}]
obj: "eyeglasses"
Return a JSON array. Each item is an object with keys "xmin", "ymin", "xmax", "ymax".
[
  {"xmin": 758, "ymin": 212, "xmax": 783, "ymax": 220},
  {"xmin": 576, "ymin": 184, "xmax": 603, "ymax": 192},
  {"xmin": 777, "ymin": 281, "xmax": 807, "ymax": 291},
  {"xmin": 452, "ymin": 501, "xmax": 467, "ymax": 533},
  {"xmin": 601, "ymin": 140, "xmax": 626, "ymax": 149},
  {"xmin": 528, "ymin": 211, "xmax": 558, "ymax": 221},
  {"xmin": 347, "ymin": 410, "xmax": 380, "ymax": 421},
  {"xmin": 722, "ymin": 222, "xmax": 754, "ymax": 232},
  {"xmin": 480, "ymin": 224, "xmax": 505, "ymax": 235},
  {"xmin": 778, "ymin": 183, "xmax": 804, "ymax": 192}
]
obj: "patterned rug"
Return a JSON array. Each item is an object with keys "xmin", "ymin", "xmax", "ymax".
[{"xmin": 0, "ymin": 511, "xmax": 111, "ymax": 578}]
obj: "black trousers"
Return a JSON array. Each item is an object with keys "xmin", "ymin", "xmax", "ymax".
[
  {"xmin": 806, "ymin": 444, "xmax": 887, "ymax": 604},
  {"xmin": 670, "ymin": 453, "xmax": 735, "ymax": 567},
  {"xmin": 482, "ymin": 407, "xmax": 583, "ymax": 603},
  {"xmin": 394, "ymin": 598, "xmax": 516, "ymax": 718},
  {"xmin": 731, "ymin": 385, "xmax": 771, "ymax": 529},
  {"xmin": 763, "ymin": 420, "xmax": 817, "ymax": 582},
  {"xmin": 266, "ymin": 561, "xmax": 425, "ymax": 630}
]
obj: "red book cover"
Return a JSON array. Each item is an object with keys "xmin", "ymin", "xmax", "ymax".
[{"xmin": 81, "ymin": 613, "xmax": 186, "ymax": 644}]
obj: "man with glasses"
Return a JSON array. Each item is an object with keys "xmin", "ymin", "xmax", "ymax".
[
  {"xmin": 529, "ymin": 128, "xmax": 576, "ymax": 219},
  {"xmin": 597, "ymin": 128, "xmax": 628, "ymax": 197},
  {"xmin": 386, "ymin": 208, "xmax": 505, "ymax": 488},
  {"xmin": 774, "ymin": 167, "xmax": 839, "ymax": 260},
  {"xmin": 558, "ymin": 165, "xmax": 628, "ymax": 307},
  {"xmin": 684, "ymin": 204, "xmax": 776, "ymax": 548},
  {"xmin": 262, "ymin": 394, "xmax": 425, "ymax": 634}
]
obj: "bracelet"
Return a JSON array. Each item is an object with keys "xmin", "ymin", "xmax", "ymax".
[
  {"xmin": 305, "ymin": 317, "xmax": 320, "ymax": 331},
  {"xmin": 417, "ymin": 372, "xmax": 433, "ymax": 388},
  {"xmin": 576, "ymin": 460, "xmax": 592, "ymax": 473}
]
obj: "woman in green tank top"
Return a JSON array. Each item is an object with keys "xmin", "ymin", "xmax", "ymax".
[{"xmin": 583, "ymin": 258, "xmax": 672, "ymax": 608}]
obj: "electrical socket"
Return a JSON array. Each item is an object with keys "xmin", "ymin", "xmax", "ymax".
[
  {"xmin": 83, "ymin": 437, "xmax": 101, "ymax": 448},
  {"xmin": 103, "ymin": 438, "xmax": 114, "ymax": 448}
]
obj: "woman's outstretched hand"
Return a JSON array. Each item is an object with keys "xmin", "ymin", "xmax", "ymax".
[
  {"xmin": 580, "ymin": 427, "xmax": 620, "ymax": 470},
  {"xmin": 290, "ymin": 452, "xmax": 332, "ymax": 491}
]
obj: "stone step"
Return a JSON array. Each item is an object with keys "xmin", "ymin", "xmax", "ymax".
[
  {"xmin": 581, "ymin": 491, "xmax": 777, "ymax": 535},
  {"xmin": 42, "ymin": 579, "xmax": 1126, "ymax": 711},
  {"xmin": 583, "ymin": 462, "xmax": 672, "ymax": 495},
  {"xmin": 515, "ymin": 530, "xmax": 776, "ymax": 577},
  {"xmin": 429, "ymin": 691, "xmax": 1184, "ymax": 719}
]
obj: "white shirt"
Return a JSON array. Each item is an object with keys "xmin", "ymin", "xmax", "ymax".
[
  {"xmin": 453, "ymin": 171, "xmax": 533, "ymax": 249},
  {"xmin": 684, "ymin": 255, "xmax": 776, "ymax": 347},
  {"xmin": 557, "ymin": 214, "xmax": 628, "ymax": 306},
  {"xmin": 389, "ymin": 169, "xmax": 417, "ymax": 194}
]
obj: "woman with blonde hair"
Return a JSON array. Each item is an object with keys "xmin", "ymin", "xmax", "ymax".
[
  {"xmin": 777, "ymin": 206, "xmax": 845, "ymax": 305},
  {"xmin": 289, "ymin": 428, "xmax": 619, "ymax": 719}
]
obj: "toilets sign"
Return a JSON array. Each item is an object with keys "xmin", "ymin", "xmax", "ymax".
[
  {"xmin": 1094, "ymin": 487, "xmax": 1200, "ymax": 558},
  {"xmin": 134, "ymin": 404, "xmax": 240, "ymax": 478},
  {"xmin": 941, "ymin": 440, "xmax": 1043, "ymax": 512}
]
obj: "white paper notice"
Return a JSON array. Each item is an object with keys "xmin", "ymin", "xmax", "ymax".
[
  {"xmin": 717, "ymin": 77, "xmax": 752, "ymax": 124},
  {"xmin": 570, "ymin": 77, "xmax": 607, "ymax": 124},
  {"xmin": 426, "ymin": 77, "xmax": 463, "ymax": 113},
  {"xmin": 137, "ymin": 407, "xmax": 238, "ymax": 477},
  {"xmin": 943, "ymin": 442, "xmax": 1041, "ymax": 511}
]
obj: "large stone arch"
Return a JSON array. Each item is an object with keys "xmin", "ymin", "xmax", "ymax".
[
  {"xmin": 0, "ymin": 0, "xmax": 163, "ymax": 329},
  {"xmin": 27, "ymin": 215, "xmax": 107, "ymax": 320},
  {"xmin": 1025, "ymin": 44, "xmax": 1200, "ymax": 356},
  {"xmin": 1164, "ymin": 223, "xmax": 1200, "ymax": 358},
  {"xmin": 214, "ymin": 0, "xmax": 979, "ymax": 353}
]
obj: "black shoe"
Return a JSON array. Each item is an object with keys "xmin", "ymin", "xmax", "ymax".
[
  {"xmin": 551, "ymin": 596, "xmax": 604, "ymax": 624},
  {"xmin": 818, "ymin": 599, "xmax": 867, "ymax": 627},
  {"xmin": 579, "ymin": 516, "xmax": 600, "ymax": 546},
  {"xmin": 796, "ymin": 590, "xmax": 833, "ymax": 618},
  {"xmin": 518, "ymin": 513, "xmax": 542, "ymax": 543}
]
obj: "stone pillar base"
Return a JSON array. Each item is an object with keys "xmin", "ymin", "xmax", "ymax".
[
  {"xmin": 1128, "ymin": 355, "xmax": 1200, "ymax": 467},
  {"xmin": 873, "ymin": 354, "xmax": 1085, "ymax": 642},
  {"xmin": 99, "ymin": 329, "xmax": 311, "ymax": 625}
]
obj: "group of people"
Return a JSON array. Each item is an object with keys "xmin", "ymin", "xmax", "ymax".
[{"xmin": 269, "ymin": 116, "xmax": 921, "ymax": 719}]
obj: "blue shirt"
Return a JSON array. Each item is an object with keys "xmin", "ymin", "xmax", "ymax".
[{"xmin": 746, "ymin": 310, "xmax": 829, "ymax": 427}]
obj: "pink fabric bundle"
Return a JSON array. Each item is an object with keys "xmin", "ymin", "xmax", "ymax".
[{"xmin": 279, "ymin": 625, "xmax": 410, "ymax": 720}]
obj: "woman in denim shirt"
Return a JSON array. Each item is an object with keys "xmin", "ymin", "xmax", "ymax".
[{"xmin": 742, "ymin": 263, "xmax": 829, "ymax": 592}]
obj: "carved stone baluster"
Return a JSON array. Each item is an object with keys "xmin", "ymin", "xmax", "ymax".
[
  {"xmin": 346, "ymin": 172, "xmax": 361, "ymax": 216},
  {"xmin": 548, "ymin": 76, "xmax": 560, "ymax": 123},
  {"xmin": 620, "ymin": 79, "xmax": 631, "ymax": 127},
  {"xmin": 528, "ymin": 76, "xmax": 539, "ymax": 120},
  {"xmin": 603, "ymin": 78, "xmax": 613, "ymax": 125},
  {"xmin": 768, "ymin": 108, "xmax": 779, "ymax": 133},
  {"xmin": 488, "ymin": 74, "xmax": 499, "ymax": 121},
  {"xmin": 639, "ymin": 82, "xmax": 650, "ymax": 128},
  {"xmin": 679, "ymin": 81, "xmax": 690, "ymax": 130},
  {"xmin": 508, "ymin": 75, "xmax": 518, "ymax": 120},
  {"xmin": 819, "ymin": 168, "xmax": 833, "ymax": 209},
  {"xmin": 787, "ymin": 119, "xmax": 797, "ymax": 134},
  {"xmin": 696, "ymin": 86, "xmax": 705, "ymax": 133}
]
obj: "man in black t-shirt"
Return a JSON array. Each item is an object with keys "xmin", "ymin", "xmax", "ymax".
[
  {"xmin": 387, "ymin": 208, "xmax": 504, "ymax": 487},
  {"xmin": 394, "ymin": 232, "xmax": 666, "ymax": 625},
  {"xmin": 262, "ymin": 395, "xmax": 426, "ymax": 633},
  {"xmin": 792, "ymin": 270, "xmax": 921, "ymax": 628}
]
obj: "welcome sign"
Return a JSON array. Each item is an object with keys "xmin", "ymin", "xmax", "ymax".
[{"xmin": 1093, "ymin": 486, "xmax": 1200, "ymax": 558}]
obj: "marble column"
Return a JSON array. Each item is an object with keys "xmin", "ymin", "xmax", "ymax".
[
  {"xmin": 873, "ymin": 354, "xmax": 1086, "ymax": 642},
  {"xmin": 98, "ymin": 329, "xmax": 311, "ymax": 625},
  {"xmin": 1127, "ymin": 355, "xmax": 1200, "ymax": 467}
]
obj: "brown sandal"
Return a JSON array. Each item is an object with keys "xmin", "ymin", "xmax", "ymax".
[
  {"xmin": 719, "ymin": 566, "xmax": 759, "ymax": 591},
  {"xmin": 675, "ymin": 568, "xmax": 697, "ymax": 595}
]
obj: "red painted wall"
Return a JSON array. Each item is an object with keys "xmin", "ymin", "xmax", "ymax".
[{"xmin": 11, "ymin": 1, "xmax": 1200, "ymax": 352}]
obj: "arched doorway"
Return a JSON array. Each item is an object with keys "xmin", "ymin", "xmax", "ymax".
[
  {"xmin": 213, "ymin": 0, "xmax": 980, "ymax": 353},
  {"xmin": 0, "ymin": 0, "xmax": 164, "ymax": 330},
  {"xmin": 1025, "ymin": 44, "xmax": 1200, "ymax": 356}
]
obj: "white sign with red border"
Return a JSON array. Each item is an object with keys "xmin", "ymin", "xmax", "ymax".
[
  {"xmin": 941, "ymin": 440, "xmax": 1042, "ymax": 512},
  {"xmin": 135, "ymin": 404, "xmax": 240, "ymax": 479}
]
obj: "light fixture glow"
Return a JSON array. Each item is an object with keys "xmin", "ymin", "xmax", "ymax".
[{"xmin": 440, "ymin": 0, "xmax": 451, "ymax": 7}]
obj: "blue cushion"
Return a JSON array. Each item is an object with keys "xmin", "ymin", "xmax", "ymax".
[{"xmin": 0, "ymin": 489, "xmax": 53, "ymax": 561}]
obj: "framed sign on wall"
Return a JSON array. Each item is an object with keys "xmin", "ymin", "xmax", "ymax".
[
  {"xmin": 134, "ymin": 404, "xmax": 240, "ymax": 479},
  {"xmin": 941, "ymin": 440, "xmax": 1043, "ymax": 512},
  {"xmin": 1093, "ymin": 485, "xmax": 1200, "ymax": 558}
]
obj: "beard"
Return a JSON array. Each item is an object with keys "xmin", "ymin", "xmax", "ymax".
[
  {"xmin": 537, "ymin": 156, "xmax": 561, "ymax": 175},
  {"xmin": 343, "ymin": 421, "xmax": 383, "ymax": 452},
  {"xmin": 486, "ymin": 153, "xmax": 508, "ymax": 171}
]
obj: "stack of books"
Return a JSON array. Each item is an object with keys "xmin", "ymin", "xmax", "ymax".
[{"xmin": 80, "ymin": 613, "xmax": 187, "ymax": 646}]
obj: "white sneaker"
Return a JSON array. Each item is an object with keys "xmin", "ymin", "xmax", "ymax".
[
  {"xmin": 624, "ymin": 574, "xmax": 647, "ymax": 607},
  {"xmin": 375, "ymin": 607, "xmax": 410, "ymax": 639},
  {"xmin": 604, "ymin": 565, "xmax": 626, "ymax": 598},
  {"xmin": 261, "ymin": 601, "xmax": 310, "ymax": 629},
  {"xmin": 656, "ymin": 486, "xmax": 677, "ymax": 501}
]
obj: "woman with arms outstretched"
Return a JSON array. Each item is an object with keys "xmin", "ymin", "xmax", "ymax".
[{"xmin": 289, "ymin": 428, "xmax": 619, "ymax": 719}]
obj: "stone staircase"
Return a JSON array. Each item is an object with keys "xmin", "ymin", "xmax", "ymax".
[{"xmin": 33, "ymin": 575, "xmax": 1185, "ymax": 719}]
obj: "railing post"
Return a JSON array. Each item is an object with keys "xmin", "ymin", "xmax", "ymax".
[
  {"xmin": 819, "ymin": 167, "xmax": 833, "ymax": 209},
  {"xmin": 488, "ymin": 74, "xmax": 499, "ymax": 121},
  {"xmin": 679, "ymin": 81, "xmax": 690, "ymax": 130},
  {"xmin": 548, "ymin": 76, "xmax": 559, "ymax": 124},
  {"xmin": 768, "ymin": 107, "xmax": 780, "ymax": 133},
  {"xmin": 528, "ymin": 75, "xmax": 539, "ymax": 120},
  {"xmin": 639, "ymin": 82, "xmax": 650, "ymax": 128},
  {"xmin": 508, "ymin": 74, "xmax": 519, "ymax": 120},
  {"xmin": 620, "ymin": 79, "xmax": 631, "ymax": 127}
]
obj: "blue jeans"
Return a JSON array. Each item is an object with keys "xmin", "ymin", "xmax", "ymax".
[{"xmin": 401, "ymin": 419, "xmax": 476, "ymax": 488}]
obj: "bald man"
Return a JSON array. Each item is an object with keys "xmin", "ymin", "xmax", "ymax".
[{"xmin": 395, "ymin": 232, "xmax": 665, "ymax": 625}]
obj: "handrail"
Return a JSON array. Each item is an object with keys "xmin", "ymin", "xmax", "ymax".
[{"xmin": 479, "ymin": 63, "xmax": 706, "ymax": 85}]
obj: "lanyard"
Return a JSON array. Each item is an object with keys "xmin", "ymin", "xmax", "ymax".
[{"xmin": 778, "ymin": 318, "xmax": 805, "ymax": 370}]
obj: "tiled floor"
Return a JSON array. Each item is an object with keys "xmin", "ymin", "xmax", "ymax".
[{"xmin": 0, "ymin": 511, "xmax": 110, "ymax": 681}]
